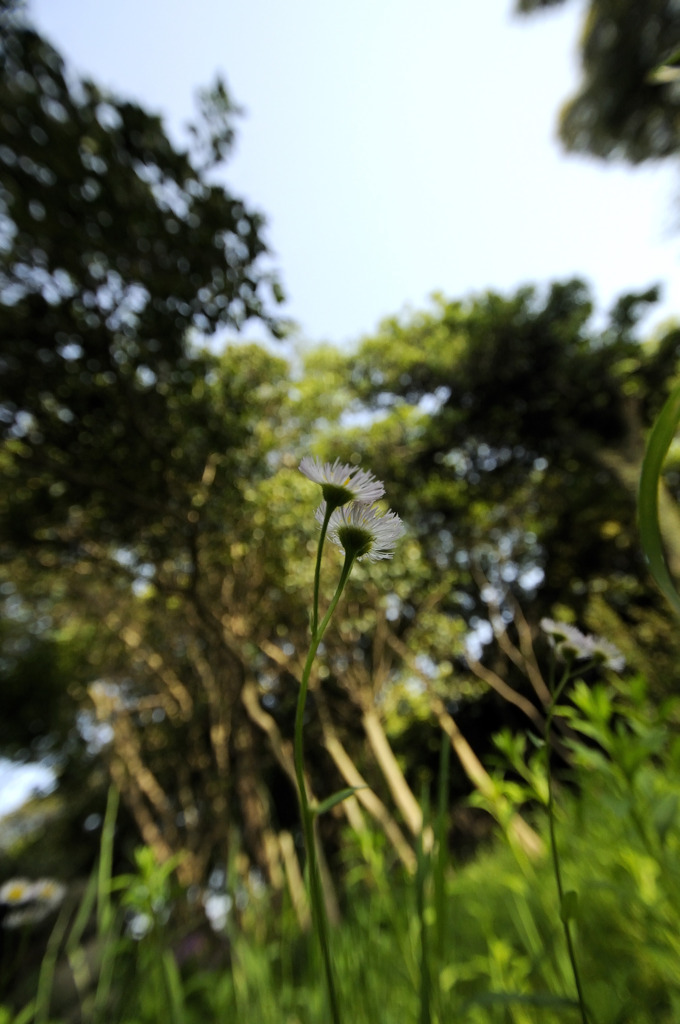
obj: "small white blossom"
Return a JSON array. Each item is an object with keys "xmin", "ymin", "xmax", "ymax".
[
  {"xmin": 0, "ymin": 878, "xmax": 66, "ymax": 928},
  {"xmin": 0, "ymin": 878, "xmax": 33, "ymax": 907},
  {"xmin": 540, "ymin": 619, "xmax": 592, "ymax": 659},
  {"xmin": 586, "ymin": 636, "xmax": 626, "ymax": 674},
  {"xmin": 316, "ymin": 501, "xmax": 404, "ymax": 561},
  {"xmin": 299, "ymin": 457, "xmax": 385, "ymax": 506},
  {"xmin": 540, "ymin": 618, "xmax": 625, "ymax": 672}
]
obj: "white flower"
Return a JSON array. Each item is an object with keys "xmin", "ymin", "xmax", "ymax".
[
  {"xmin": 0, "ymin": 878, "xmax": 33, "ymax": 907},
  {"xmin": 0, "ymin": 877, "xmax": 66, "ymax": 928},
  {"xmin": 299, "ymin": 457, "xmax": 385, "ymax": 507},
  {"xmin": 540, "ymin": 618, "xmax": 625, "ymax": 672},
  {"xmin": 31, "ymin": 879, "xmax": 66, "ymax": 911},
  {"xmin": 316, "ymin": 501, "xmax": 403, "ymax": 561},
  {"xmin": 540, "ymin": 618, "xmax": 591, "ymax": 658},
  {"xmin": 586, "ymin": 637, "xmax": 626, "ymax": 674}
]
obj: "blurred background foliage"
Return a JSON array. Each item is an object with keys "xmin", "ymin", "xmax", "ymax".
[
  {"xmin": 2, "ymin": 1, "xmax": 680, "ymax": 1018},
  {"xmin": 516, "ymin": 0, "xmax": 680, "ymax": 164}
]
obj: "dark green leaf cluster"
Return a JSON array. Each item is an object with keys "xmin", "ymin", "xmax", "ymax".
[
  {"xmin": 516, "ymin": 0, "xmax": 680, "ymax": 164},
  {"xmin": 0, "ymin": 19, "xmax": 283, "ymax": 553}
]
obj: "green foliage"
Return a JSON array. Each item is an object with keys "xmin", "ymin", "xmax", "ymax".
[
  {"xmin": 0, "ymin": 16, "xmax": 283, "ymax": 555},
  {"xmin": 316, "ymin": 282, "xmax": 680, "ymax": 698},
  {"xmin": 516, "ymin": 0, "xmax": 680, "ymax": 164},
  {"xmin": 0, "ymin": 619, "xmax": 86, "ymax": 756},
  {"xmin": 484, "ymin": 674, "xmax": 680, "ymax": 1022},
  {"xmin": 8, "ymin": 682, "xmax": 680, "ymax": 1023},
  {"xmin": 0, "ymin": 11, "xmax": 291, "ymax": 886},
  {"xmin": 4, "ymin": 269, "xmax": 680, "ymax": 907}
]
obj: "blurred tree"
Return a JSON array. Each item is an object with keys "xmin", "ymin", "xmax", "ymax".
[
  {"xmin": 0, "ymin": 8, "xmax": 293, "ymax": 884},
  {"xmin": 515, "ymin": 0, "xmax": 680, "ymax": 163},
  {"xmin": 304, "ymin": 280, "xmax": 680, "ymax": 700},
  {"xmin": 1, "ymin": 4, "xmax": 430, "ymax": 896},
  {"xmin": 0, "ymin": 10, "xmax": 283, "ymax": 560}
]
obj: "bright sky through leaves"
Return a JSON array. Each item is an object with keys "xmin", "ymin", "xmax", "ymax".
[{"xmin": 27, "ymin": 0, "xmax": 680, "ymax": 344}]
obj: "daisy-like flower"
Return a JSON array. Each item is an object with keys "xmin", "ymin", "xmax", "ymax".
[
  {"xmin": 540, "ymin": 618, "xmax": 625, "ymax": 672},
  {"xmin": 540, "ymin": 618, "xmax": 592, "ymax": 660},
  {"xmin": 316, "ymin": 500, "xmax": 403, "ymax": 561},
  {"xmin": 585, "ymin": 636, "xmax": 626, "ymax": 674},
  {"xmin": 0, "ymin": 878, "xmax": 33, "ymax": 909},
  {"xmin": 0, "ymin": 877, "xmax": 66, "ymax": 928},
  {"xmin": 299, "ymin": 456, "xmax": 385, "ymax": 508}
]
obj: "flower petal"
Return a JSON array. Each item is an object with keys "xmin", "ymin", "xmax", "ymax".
[
  {"xmin": 317, "ymin": 501, "xmax": 404, "ymax": 561},
  {"xmin": 300, "ymin": 457, "xmax": 385, "ymax": 504}
]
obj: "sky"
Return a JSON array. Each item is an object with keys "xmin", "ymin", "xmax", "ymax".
[
  {"xmin": 26, "ymin": 0, "xmax": 680, "ymax": 348},
  {"xmin": 0, "ymin": 758, "xmax": 54, "ymax": 817}
]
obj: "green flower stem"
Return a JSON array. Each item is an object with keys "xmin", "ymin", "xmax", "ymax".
[
  {"xmin": 545, "ymin": 665, "xmax": 591, "ymax": 1024},
  {"xmin": 311, "ymin": 502, "xmax": 335, "ymax": 636},
  {"xmin": 295, "ymin": 548, "xmax": 355, "ymax": 1024}
]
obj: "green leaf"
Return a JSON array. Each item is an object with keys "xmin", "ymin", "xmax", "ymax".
[
  {"xmin": 648, "ymin": 46, "xmax": 680, "ymax": 83},
  {"xmin": 662, "ymin": 45, "xmax": 680, "ymax": 68},
  {"xmin": 638, "ymin": 383, "xmax": 680, "ymax": 619},
  {"xmin": 311, "ymin": 786, "xmax": 366, "ymax": 817}
]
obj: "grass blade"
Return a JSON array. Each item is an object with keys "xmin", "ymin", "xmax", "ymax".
[
  {"xmin": 638, "ymin": 382, "xmax": 680, "ymax": 618},
  {"xmin": 415, "ymin": 786, "xmax": 431, "ymax": 1024}
]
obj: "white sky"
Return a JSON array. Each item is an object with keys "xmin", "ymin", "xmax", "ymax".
[
  {"xmin": 26, "ymin": 0, "xmax": 680, "ymax": 346},
  {"xmin": 0, "ymin": 757, "xmax": 54, "ymax": 817}
]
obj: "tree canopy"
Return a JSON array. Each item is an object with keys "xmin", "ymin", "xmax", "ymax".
[
  {"xmin": 0, "ymin": 13, "xmax": 283, "ymax": 560},
  {"xmin": 516, "ymin": 0, "xmax": 680, "ymax": 164},
  {"xmin": 300, "ymin": 280, "xmax": 680, "ymax": 690}
]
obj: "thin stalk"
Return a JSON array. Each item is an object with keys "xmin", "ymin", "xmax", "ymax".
[
  {"xmin": 545, "ymin": 666, "xmax": 590, "ymax": 1024},
  {"xmin": 97, "ymin": 785, "xmax": 119, "ymax": 934},
  {"xmin": 416, "ymin": 786, "xmax": 431, "ymax": 1024},
  {"xmin": 294, "ymin": 549, "xmax": 355, "ymax": 1024},
  {"xmin": 311, "ymin": 503, "xmax": 334, "ymax": 636},
  {"xmin": 433, "ymin": 730, "xmax": 450, "ymax": 964},
  {"xmin": 34, "ymin": 901, "xmax": 72, "ymax": 1024}
]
